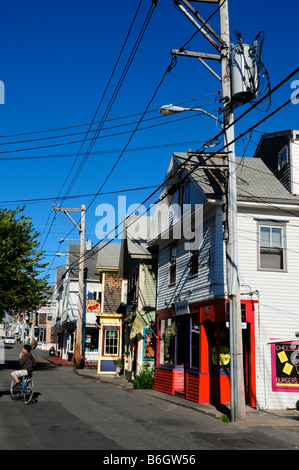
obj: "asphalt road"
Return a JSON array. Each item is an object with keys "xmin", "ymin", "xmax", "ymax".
[{"xmin": 0, "ymin": 343, "xmax": 299, "ymax": 454}]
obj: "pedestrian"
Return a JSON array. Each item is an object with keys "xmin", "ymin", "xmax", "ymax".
[{"xmin": 11, "ymin": 344, "xmax": 36, "ymax": 390}]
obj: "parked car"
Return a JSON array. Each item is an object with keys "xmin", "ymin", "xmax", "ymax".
[{"xmin": 4, "ymin": 336, "xmax": 16, "ymax": 344}]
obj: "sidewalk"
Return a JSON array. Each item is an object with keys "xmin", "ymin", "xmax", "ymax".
[{"xmin": 42, "ymin": 354, "xmax": 299, "ymax": 427}]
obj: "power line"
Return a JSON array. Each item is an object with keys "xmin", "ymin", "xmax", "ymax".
[
  {"xmin": 39, "ymin": 1, "xmax": 152, "ymax": 249},
  {"xmin": 60, "ymin": 3, "xmax": 158, "ymax": 203},
  {"xmin": 45, "ymin": 67, "xmax": 299, "ymax": 274},
  {"xmin": 0, "ymin": 184, "xmax": 162, "ymax": 206},
  {"xmin": 0, "ymin": 109, "xmax": 218, "ymax": 157}
]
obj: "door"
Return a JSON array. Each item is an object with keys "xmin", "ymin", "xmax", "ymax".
[{"xmin": 175, "ymin": 315, "xmax": 190, "ymax": 395}]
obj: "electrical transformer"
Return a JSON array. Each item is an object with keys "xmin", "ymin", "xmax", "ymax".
[{"xmin": 231, "ymin": 43, "xmax": 257, "ymax": 104}]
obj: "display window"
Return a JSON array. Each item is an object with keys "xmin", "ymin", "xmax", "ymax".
[
  {"xmin": 85, "ymin": 327, "xmax": 99, "ymax": 352},
  {"xmin": 103, "ymin": 327, "xmax": 119, "ymax": 356},
  {"xmin": 159, "ymin": 318, "xmax": 175, "ymax": 365},
  {"xmin": 143, "ymin": 328, "xmax": 155, "ymax": 360}
]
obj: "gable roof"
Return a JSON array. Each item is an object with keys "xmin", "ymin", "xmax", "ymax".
[
  {"xmin": 173, "ymin": 152, "xmax": 299, "ymax": 204},
  {"xmin": 67, "ymin": 245, "xmax": 100, "ymax": 281},
  {"xmin": 118, "ymin": 216, "xmax": 157, "ymax": 278},
  {"xmin": 96, "ymin": 241, "xmax": 121, "ymax": 270}
]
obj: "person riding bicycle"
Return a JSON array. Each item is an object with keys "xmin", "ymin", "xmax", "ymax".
[{"xmin": 11, "ymin": 344, "xmax": 36, "ymax": 390}]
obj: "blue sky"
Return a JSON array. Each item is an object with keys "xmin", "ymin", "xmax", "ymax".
[{"xmin": 0, "ymin": 0, "xmax": 298, "ymax": 284}]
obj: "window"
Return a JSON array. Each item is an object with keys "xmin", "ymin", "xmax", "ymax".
[
  {"xmin": 85, "ymin": 327, "xmax": 99, "ymax": 352},
  {"xmin": 159, "ymin": 318, "xmax": 175, "ymax": 365},
  {"xmin": 278, "ymin": 146, "xmax": 288, "ymax": 170},
  {"xmin": 189, "ymin": 250, "xmax": 199, "ymax": 277},
  {"xmin": 258, "ymin": 222, "xmax": 286, "ymax": 271},
  {"xmin": 104, "ymin": 328, "xmax": 119, "ymax": 356},
  {"xmin": 169, "ymin": 244, "xmax": 177, "ymax": 284},
  {"xmin": 121, "ymin": 280, "xmax": 128, "ymax": 304}
]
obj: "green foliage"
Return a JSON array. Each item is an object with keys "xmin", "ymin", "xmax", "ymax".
[
  {"xmin": 133, "ymin": 363, "xmax": 155, "ymax": 389},
  {"xmin": 114, "ymin": 357, "xmax": 123, "ymax": 367},
  {"xmin": 221, "ymin": 414, "xmax": 231, "ymax": 423},
  {"xmin": 0, "ymin": 207, "xmax": 49, "ymax": 321},
  {"xmin": 295, "ymin": 400, "xmax": 299, "ymax": 410}
]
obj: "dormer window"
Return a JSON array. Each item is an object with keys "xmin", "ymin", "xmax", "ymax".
[{"xmin": 278, "ymin": 145, "xmax": 288, "ymax": 171}]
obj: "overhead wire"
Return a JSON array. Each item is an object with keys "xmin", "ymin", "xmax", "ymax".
[
  {"xmin": 59, "ymin": 67, "xmax": 299, "ymax": 277},
  {"xmin": 39, "ymin": 0, "xmax": 148, "ymax": 250},
  {"xmin": 44, "ymin": 1, "xmax": 159, "ymax": 272},
  {"xmin": 60, "ymin": 2, "xmax": 157, "ymax": 203}
]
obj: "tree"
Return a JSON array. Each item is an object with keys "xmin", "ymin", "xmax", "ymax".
[{"xmin": 0, "ymin": 207, "xmax": 49, "ymax": 321}]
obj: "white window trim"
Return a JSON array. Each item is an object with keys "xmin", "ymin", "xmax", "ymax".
[{"xmin": 257, "ymin": 220, "xmax": 287, "ymax": 272}]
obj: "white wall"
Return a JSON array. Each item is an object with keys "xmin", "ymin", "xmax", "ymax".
[{"xmin": 237, "ymin": 205, "xmax": 299, "ymax": 409}]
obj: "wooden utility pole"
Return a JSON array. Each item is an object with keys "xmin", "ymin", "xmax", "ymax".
[
  {"xmin": 52, "ymin": 204, "xmax": 86, "ymax": 368},
  {"xmin": 219, "ymin": 0, "xmax": 246, "ymax": 422},
  {"xmin": 171, "ymin": 0, "xmax": 246, "ymax": 421}
]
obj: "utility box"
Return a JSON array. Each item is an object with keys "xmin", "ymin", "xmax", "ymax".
[{"xmin": 231, "ymin": 44, "xmax": 257, "ymax": 104}]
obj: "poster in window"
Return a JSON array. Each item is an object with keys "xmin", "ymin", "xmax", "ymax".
[
  {"xmin": 144, "ymin": 328, "xmax": 155, "ymax": 360},
  {"xmin": 271, "ymin": 341, "xmax": 299, "ymax": 392}
]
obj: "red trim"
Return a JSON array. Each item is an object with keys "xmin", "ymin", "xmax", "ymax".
[{"xmin": 155, "ymin": 298, "xmax": 257, "ymax": 407}]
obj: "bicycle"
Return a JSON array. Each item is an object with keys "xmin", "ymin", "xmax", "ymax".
[{"xmin": 10, "ymin": 372, "xmax": 34, "ymax": 404}]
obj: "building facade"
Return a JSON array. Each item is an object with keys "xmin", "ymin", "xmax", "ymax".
[
  {"xmin": 52, "ymin": 245, "xmax": 101, "ymax": 366},
  {"xmin": 149, "ymin": 132, "xmax": 299, "ymax": 410},
  {"xmin": 118, "ymin": 216, "xmax": 157, "ymax": 381},
  {"xmin": 95, "ymin": 242, "xmax": 127, "ymax": 376}
]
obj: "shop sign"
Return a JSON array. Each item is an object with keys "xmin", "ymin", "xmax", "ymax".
[
  {"xmin": 174, "ymin": 300, "xmax": 189, "ymax": 316},
  {"xmin": 86, "ymin": 300, "xmax": 101, "ymax": 312},
  {"xmin": 106, "ymin": 330, "xmax": 118, "ymax": 338},
  {"xmin": 271, "ymin": 341, "xmax": 299, "ymax": 392}
]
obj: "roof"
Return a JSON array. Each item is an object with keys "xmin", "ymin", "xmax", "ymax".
[
  {"xmin": 173, "ymin": 152, "xmax": 299, "ymax": 204},
  {"xmin": 118, "ymin": 216, "xmax": 157, "ymax": 278},
  {"xmin": 125, "ymin": 216, "xmax": 154, "ymax": 257},
  {"xmin": 96, "ymin": 241, "xmax": 121, "ymax": 270},
  {"xmin": 67, "ymin": 245, "xmax": 100, "ymax": 281}
]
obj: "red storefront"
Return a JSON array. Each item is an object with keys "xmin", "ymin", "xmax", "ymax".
[{"xmin": 154, "ymin": 298, "xmax": 256, "ymax": 408}]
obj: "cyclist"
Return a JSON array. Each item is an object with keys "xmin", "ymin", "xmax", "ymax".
[{"xmin": 11, "ymin": 344, "xmax": 36, "ymax": 390}]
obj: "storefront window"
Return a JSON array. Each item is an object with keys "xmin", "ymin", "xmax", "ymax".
[
  {"xmin": 67, "ymin": 333, "xmax": 74, "ymax": 352},
  {"xmin": 159, "ymin": 318, "xmax": 175, "ymax": 365},
  {"xmin": 144, "ymin": 329, "xmax": 155, "ymax": 360},
  {"xmin": 104, "ymin": 329, "xmax": 119, "ymax": 356},
  {"xmin": 85, "ymin": 327, "xmax": 99, "ymax": 352}
]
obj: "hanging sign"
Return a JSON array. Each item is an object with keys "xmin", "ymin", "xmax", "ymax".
[{"xmin": 86, "ymin": 300, "xmax": 101, "ymax": 312}]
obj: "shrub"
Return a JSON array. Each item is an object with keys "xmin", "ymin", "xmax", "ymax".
[{"xmin": 133, "ymin": 363, "xmax": 154, "ymax": 389}]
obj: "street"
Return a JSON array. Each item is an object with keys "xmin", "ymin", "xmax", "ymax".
[{"xmin": 1, "ymin": 344, "xmax": 299, "ymax": 454}]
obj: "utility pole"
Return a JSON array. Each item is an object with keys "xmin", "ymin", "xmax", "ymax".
[
  {"xmin": 171, "ymin": 0, "xmax": 246, "ymax": 421},
  {"xmin": 52, "ymin": 204, "xmax": 86, "ymax": 369},
  {"xmin": 219, "ymin": 0, "xmax": 246, "ymax": 422}
]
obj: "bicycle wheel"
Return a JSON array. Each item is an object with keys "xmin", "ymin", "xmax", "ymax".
[
  {"xmin": 23, "ymin": 378, "xmax": 34, "ymax": 404},
  {"xmin": 10, "ymin": 380, "xmax": 22, "ymax": 400}
]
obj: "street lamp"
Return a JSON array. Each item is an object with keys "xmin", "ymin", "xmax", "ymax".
[{"xmin": 159, "ymin": 104, "xmax": 222, "ymax": 124}]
